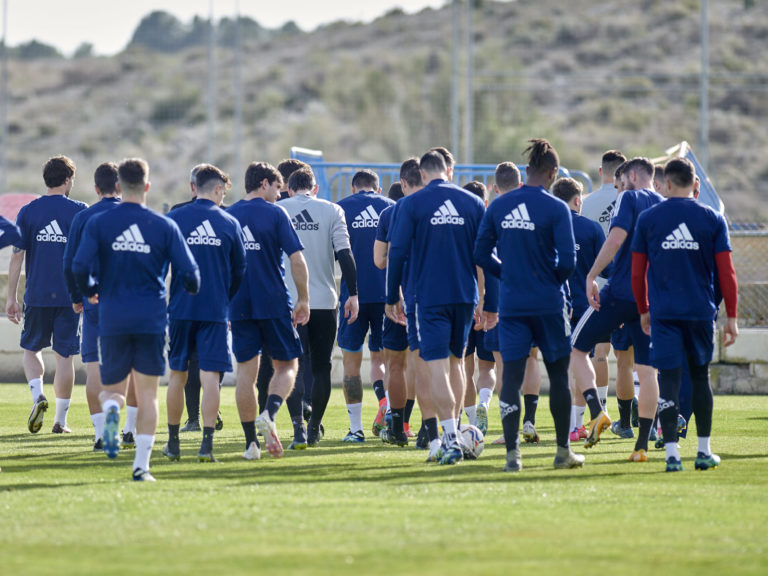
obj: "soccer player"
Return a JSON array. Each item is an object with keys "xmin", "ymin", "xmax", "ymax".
[
  {"xmin": 571, "ymin": 157, "xmax": 664, "ymax": 461},
  {"xmin": 0, "ymin": 217, "xmax": 21, "ymax": 249},
  {"xmin": 387, "ymin": 149, "xmax": 485, "ymax": 465},
  {"xmin": 653, "ymin": 164, "xmax": 666, "ymax": 196},
  {"xmin": 227, "ymin": 162, "xmax": 309, "ymax": 459},
  {"xmin": 63, "ymin": 162, "xmax": 124, "ymax": 449},
  {"xmin": 7, "ymin": 155, "xmax": 86, "ymax": 435},
  {"xmin": 73, "ymin": 158, "xmax": 200, "ymax": 481},
  {"xmin": 282, "ymin": 166, "xmax": 358, "ymax": 447},
  {"xmin": 475, "ymin": 139, "xmax": 583, "ymax": 472},
  {"xmin": 631, "ymin": 157, "xmax": 738, "ymax": 471},
  {"xmin": 580, "ymin": 150, "xmax": 627, "ymax": 422},
  {"xmin": 164, "ymin": 164, "xmax": 246, "ymax": 462},
  {"xmin": 337, "ymin": 169, "xmax": 394, "ymax": 442}
]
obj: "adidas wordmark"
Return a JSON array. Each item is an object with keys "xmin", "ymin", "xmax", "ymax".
[
  {"xmin": 187, "ymin": 220, "xmax": 221, "ymax": 246},
  {"xmin": 352, "ymin": 206, "xmax": 380, "ymax": 229},
  {"xmin": 242, "ymin": 226, "xmax": 261, "ymax": 251},
  {"xmin": 36, "ymin": 220, "xmax": 67, "ymax": 243},
  {"xmin": 662, "ymin": 223, "xmax": 699, "ymax": 250},
  {"xmin": 501, "ymin": 204, "xmax": 535, "ymax": 230},
  {"xmin": 430, "ymin": 200, "xmax": 464, "ymax": 225},
  {"xmin": 112, "ymin": 224, "xmax": 150, "ymax": 253}
]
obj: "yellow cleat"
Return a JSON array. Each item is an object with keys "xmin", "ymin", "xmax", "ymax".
[
  {"xmin": 584, "ymin": 411, "xmax": 611, "ymax": 449},
  {"xmin": 628, "ymin": 449, "xmax": 648, "ymax": 462}
]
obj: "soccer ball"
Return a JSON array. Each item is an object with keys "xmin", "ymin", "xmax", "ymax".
[{"xmin": 459, "ymin": 424, "xmax": 484, "ymax": 459}]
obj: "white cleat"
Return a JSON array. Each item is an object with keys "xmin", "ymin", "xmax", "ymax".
[{"xmin": 242, "ymin": 441, "xmax": 261, "ymax": 461}]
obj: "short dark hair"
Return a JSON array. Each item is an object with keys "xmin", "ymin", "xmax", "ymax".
[
  {"xmin": 387, "ymin": 182, "xmax": 404, "ymax": 201},
  {"xmin": 195, "ymin": 164, "xmax": 231, "ymax": 194},
  {"xmin": 653, "ymin": 164, "xmax": 666, "ymax": 182},
  {"xmin": 190, "ymin": 163, "xmax": 206, "ymax": 184},
  {"xmin": 351, "ymin": 169, "xmax": 379, "ymax": 191},
  {"xmin": 94, "ymin": 162, "xmax": 118, "ymax": 194},
  {"xmin": 244, "ymin": 162, "xmax": 282, "ymax": 193},
  {"xmin": 43, "ymin": 155, "xmax": 76, "ymax": 188},
  {"xmin": 523, "ymin": 138, "xmax": 559, "ymax": 175},
  {"xmin": 664, "ymin": 158, "xmax": 695, "ymax": 189},
  {"xmin": 277, "ymin": 159, "xmax": 309, "ymax": 183},
  {"xmin": 624, "ymin": 157, "xmax": 654, "ymax": 179},
  {"xmin": 495, "ymin": 162, "xmax": 521, "ymax": 192},
  {"xmin": 118, "ymin": 158, "xmax": 149, "ymax": 192},
  {"xmin": 601, "ymin": 150, "xmax": 626, "ymax": 177},
  {"xmin": 429, "ymin": 146, "xmax": 455, "ymax": 169},
  {"xmin": 552, "ymin": 177, "xmax": 583, "ymax": 204},
  {"xmin": 463, "ymin": 181, "xmax": 487, "ymax": 201},
  {"xmin": 399, "ymin": 158, "xmax": 422, "ymax": 188},
  {"xmin": 288, "ymin": 167, "xmax": 315, "ymax": 192},
  {"xmin": 615, "ymin": 160, "xmax": 629, "ymax": 181},
  {"xmin": 419, "ymin": 150, "xmax": 447, "ymax": 175}
]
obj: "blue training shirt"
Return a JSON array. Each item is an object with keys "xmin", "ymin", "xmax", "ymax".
[
  {"xmin": 167, "ymin": 198, "xmax": 246, "ymax": 322},
  {"xmin": 338, "ymin": 191, "xmax": 395, "ymax": 303},
  {"xmin": 16, "ymin": 194, "xmax": 87, "ymax": 307},
  {"xmin": 387, "ymin": 179, "xmax": 484, "ymax": 307},
  {"xmin": 0, "ymin": 216, "xmax": 21, "ymax": 250},
  {"xmin": 63, "ymin": 196, "xmax": 121, "ymax": 308},
  {"xmin": 571, "ymin": 210, "xmax": 608, "ymax": 317},
  {"xmin": 72, "ymin": 203, "xmax": 199, "ymax": 336},
  {"xmin": 607, "ymin": 187, "xmax": 664, "ymax": 301},
  {"xmin": 474, "ymin": 185, "xmax": 575, "ymax": 316},
  {"xmin": 227, "ymin": 197, "xmax": 304, "ymax": 320},
  {"xmin": 632, "ymin": 197, "xmax": 730, "ymax": 321}
]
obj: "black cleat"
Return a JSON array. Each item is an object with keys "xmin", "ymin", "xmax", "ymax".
[
  {"xmin": 215, "ymin": 411, "xmax": 224, "ymax": 431},
  {"xmin": 122, "ymin": 431, "xmax": 136, "ymax": 448},
  {"xmin": 181, "ymin": 419, "xmax": 201, "ymax": 433},
  {"xmin": 162, "ymin": 442, "xmax": 180, "ymax": 461},
  {"xmin": 380, "ymin": 428, "xmax": 408, "ymax": 447},
  {"xmin": 415, "ymin": 423, "xmax": 429, "ymax": 450}
]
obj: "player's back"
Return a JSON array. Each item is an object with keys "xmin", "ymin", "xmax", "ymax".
[
  {"xmin": 581, "ymin": 183, "xmax": 617, "ymax": 238},
  {"xmin": 571, "ymin": 211, "xmax": 606, "ymax": 316}
]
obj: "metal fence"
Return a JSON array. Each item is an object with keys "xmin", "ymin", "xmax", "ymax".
[{"xmin": 730, "ymin": 228, "xmax": 768, "ymax": 328}]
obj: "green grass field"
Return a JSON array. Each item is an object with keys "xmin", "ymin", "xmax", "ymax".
[{"xmin": 1, "ymin": 384, "xmax": 766, "ymax": 576}]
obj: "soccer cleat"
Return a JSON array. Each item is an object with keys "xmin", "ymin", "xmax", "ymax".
[
  {"xmin": 380, "ymin": 428, "xmax": 408, "ymax": 447},
  {"xmin": 372, "ymin": 398, "xmax": 388, "ymax": 437},
  {"xmin": 27, "ymin": 394, "xmax": 48, "ymax": 434},
  {"xmin": 570, "ymin": 425, "xmax": 588, "ymax": 442},
  {"xmin": 161, "ymin": 443, "xmax": 181, "ymax": 461},
  {"xmin": 694, "ymin": 452, "xmax": 720, "ymax": 471},
  {"xmin": 215, "ymin": 411, "xmax": 224, "ymax": 432},
  {"xmin": 503, "ymin": 448, "xmax": 522, "ymax": 472},
  {"xmin": 242, "ymin": 441, "xmax": 261, "ymax": 460},
  {"xmin": 475, "ymin": 404, "xmax": 489, "ymax": 436},
  {"xmin": 415, "ymin": 424, "xmax": 429, "ymax": 449},
  {"xmin": 610, "ymin": 421, "xmax": 635, "ymax": 439},
  {"xmin": 404, "ymin": 423, "xmax": 416, "ymax": 438},
  {"xmin": 93, "ymin": 438, "xmax": 103, "ymax": 451},
  {"xmin": 181, "ymin": 418, "xmax": 201, "ymax": 433},
  {"xmin": 631, "ymin": 397, "xmax": 639, "ymax": 428},
  {"xmin": 439, "ymin": 443, "xmax": 463, "ymax": 465},
  {"xmin": 132, "ymin": 468, "xmax": 156, "ymax": 482},
  {"xmin": 307, "ymin": 423, "xmax": 324, "ymax": 447},
  {"xmin": 665, "ymin": 457, "xmax": 684, "ymax": 472},
  {"xmin": 649, "ymin": 426, "xmax": 658, "ymax": 442},
  {"xmin": 302, "ymin": 401, "xmax": 312, "ymax": 423},
  {"xmin": 342, "ymin": 429, "xmax": 365, "ymax": 443},
  {"xmin": 677, "ymin": 414, "xmax": 687, "ymax": 435},
  {"xmin": 522, "ymin": 421, "xmax": 539, "ymax": 444},
  {"xmin": 584, "ymin": 411, "xmax": 611, "ymax": 448},
  {"xmin": 103, "ymin": 406, "xmax": 121, "ymax": 459},
  {"xmin": 425, "ymin": 442, "xmax": 443, "ymax": 463},
  {"xmin": 255, "ymin": 413, "xmax": 283, "ymax": 458},
  {"xmin": 51, "ymin": 422, "xmax": 71, "ymax": 434},
  {"xmin": 628, "ymin": 449, "xmax": 648, "ymax": 462},
  {"xmin": 121, "ymin": 431, "xmax": 136, "ymax": 448},
  {"xmin": 492, "ymin": 434, "xmax": 506, "ymax": 445},
  {"xmin": 197, "ymin": 450, "xmax": 216, "ymax": 463},
  {"xmin": 553, "ymin": 447, "xmax": 585, "ymax": 469}
]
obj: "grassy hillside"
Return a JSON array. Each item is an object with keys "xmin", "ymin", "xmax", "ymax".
[{"xmin": 2, "ymin": 0, "xmax": 767, "ymax": 220}]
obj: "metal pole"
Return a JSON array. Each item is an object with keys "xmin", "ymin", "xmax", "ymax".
[
  {"xmin": 1, "ymin": 0, "xmax": 8, "ymax": 195},
  {"xmin": 463, "ymin": 0, "xmax": 474, "ymax": 165},
  {"xmin": 699, "ymin": 0, "xmax": 709, "ymax": 172},
  {"xmin": 206, "ymin": 0, "xmax": 216, "ymax": 162},
  {"xmin": 450, "ymin": 0, "xmax": 460, "ymax": 161},
  {"xmin": 233, "ymin": 0, "xmax": 242, "ymax": 198}
]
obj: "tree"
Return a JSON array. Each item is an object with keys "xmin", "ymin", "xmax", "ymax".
[{"xmin": 129, "ymin": 11, "xmax": 188, "ymax": 52}]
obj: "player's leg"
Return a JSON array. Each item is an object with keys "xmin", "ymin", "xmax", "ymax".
[
  {"xmin": 131, "ymin": 370, "xmax": 160, "ymax": 481},
  {"xmin": 196, "ymin": 322, "xmax": 231, "ymax": 462},
  {"xmin": 164, "ymin": 369, "xmax": 188, "ymax": 460},
  {"xmin": 381, "ymin": 348, "xmax": 408, "ymax": 445},
  {"xmin": 81, "ymin": 308, "xmax": 104, "ymax": 447},
  {"xmin": 628, "ymin": 320, "xmax": 658, "ymax": 458},
  {"xmin": 23, "ymin": 349, "xmax": 47, "ymax": 433},
  {"xmin": 307, "ymin": 309, "xmax": 337, "ymax": 446},
  {"xmin": 463, "ymin": 332, "xmax": 478, "ymax": 426},
  {"xmin": 97, "ymin": 333, "xmax": 133, "ymax": 460},
  {"xmin": 593, "ymin": 341, "xmax": 611, "ymax": 409},
  {"xmin": 341, "ymin": 349, "xmax": 365, "ymax": 440},
  {"xmin": 50, "ymin": 307, "xmax": 78, "ymax": 432},
  {"xmin": 521, "ymin": 347, "xmax": 541, "ymax": 443},
  {"xmin": 231, "ymin": 320, "xmax": 262, "ymax": 459},
  {"xmin": 123, "ymin": 372, "xmax": 138, "ymax": 447}
]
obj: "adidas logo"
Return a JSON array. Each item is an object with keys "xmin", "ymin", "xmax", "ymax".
[
  {"xmin": 575, "ymin": 243, "xmax": 580, "ymax": 251},
  {"xmin": 599, "ymin": 201, "xmax": 616, "ymax": 223},
  {"xmin": 292, "ymin": 209, "xmax": 319, "ymax": 231},
  {"xmin": 430, "ymin": 200, "xmax": 464, "ymax": 225},
  {"xmin": 658, "ymin": 397, "xmax": 675, "ymax": 412},
  {"xmin": 36, "ymin": 220, "xmax": 67, "ymax": 243},
  {"xmin": 242, "ymin": 226, "xmax": 261, "ymax": 251},
  {"xmin": 112, "ymin": 224, "xmax": 150, "ymax": 253},
  {"xmin": 499, "ymin": 400, "xmax": 519, "ymax": 420},
  {"xmin": 662, "ymin": 223, "xmax": 699, "ymax": 250},
  {"xmin": 187, "ymin": 220, "xmax": 221, "ymax": 246},
  {"xmin": 351, "ymin": 206, "xmax": 380, "ymax": 229},
  {"xmin": 501, "ymin": 203, "xmax": 535, "ymax": 230}
]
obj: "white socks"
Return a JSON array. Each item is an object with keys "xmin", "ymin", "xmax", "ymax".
[
  {"xmin": 124, "ymin": 406, "xmax": 138, "ymax": 434},
  {"xmin": 440, "ymin": 418, "xmax": 458, "ymax": 439},
  {"xmin": 54, "ymin": 398, "xmax": 71, "ymax": 425},
  {"xmin": 478, "ymin": 387, "xmax": 492, "ymax": 408},
  {"xmin": 597, "ymin": 385, "xmax": 608, "ymax": 406},
  {"xmin": 698, "ymin": 436, "xmax": 711, "ymax": 455},
  {"xmin": 665, "ymin": 442, "xmax": 680, "ymax": 461},
  {"xmin": 133, "ymin": 434, "xmax": 155, "ymax": 472},
  {"xmin": 464, "ymin": 405, "xmax": 477, "ymax": 427},
  {"xmin": 570, "ymin": 405, "xmax": 586, "ymax": 430},
  {"xmin": 28, "ymin": 378, "xmax": 43, "ymax": 402},
  {"xmin": 102, "ymin": 398, "xmax": 120, "ymax": 414},
  {"xmin": 347, "ymin": 402, "xmax": 363, "ymax": 434},
  {"xmin": 91, "ymin": 412, "xmax": 105, "ymax": 441}
]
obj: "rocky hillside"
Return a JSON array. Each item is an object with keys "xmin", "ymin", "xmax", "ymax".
[{"xmin": 1, "ymin": 0, "xmax": 766, "ymax": 220}]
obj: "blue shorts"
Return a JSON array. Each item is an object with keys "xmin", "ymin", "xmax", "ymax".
[
  {"xmin": 465, "ymin": 329, "xmax": 494, "ymax": 362},
  {"xmin": 383, "ymin": 316, "xmax": 408, "ymax": 352},
  {"xmin": 81, "ymin": 308, "xmax": 100, "ymax": 363},
  {"xmin": 337, "ymin": 301, "xmax": 384, "ymax": 353},
  {"xmin": 415, "ymin": 303, "xmax": 474, "ymax": 362},
  {"xmin": 572, "ymin": 290, "xmax": 651, "ymax": 365},
  {"xmin": 21, "ymin": 305, "xmax": 80, "ymax": 357},
  {"xmin": 169, "ymin": 320, "xmax": 232, "ymax": 373},
  {"xmin": 611, "ymin": 324, "xmax": 632, "ymax": 351},
  {"xmin": 231, "ymin": 315, "xmax": 302, "ymax": 363},
  {"xmin": 499, "ymin": 311, "xmax": 571, "ymax": 363},
  {"xmin": 99, "ymin": 333, "xmax": 166, "ymax": 385},
  {"xmin": 406, "ymin": 307, "xmax": 420, "ymax": 352},
  {"xmin": 650, "ymin": 318, "xmax": 715, "ymax": 370},
  {"xmin": 484, "ymin": 325, "xmax": 499, "ymax": 352}
]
